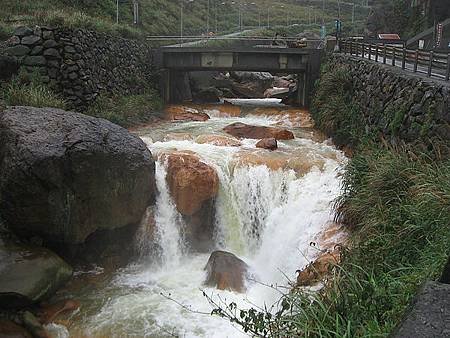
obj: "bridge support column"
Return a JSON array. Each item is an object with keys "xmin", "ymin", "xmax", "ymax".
[
  {"xmin": 161, "ymin": 69, "xmax": 171, "ymax": 104},
  {"xmin": 296, "ymin": 72, "xmax": 308, "ymax": 108}
]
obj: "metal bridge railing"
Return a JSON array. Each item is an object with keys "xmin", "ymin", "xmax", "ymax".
[{"xmin": 341, "ymin": 41, "xmax": 450, "ymax": 82}]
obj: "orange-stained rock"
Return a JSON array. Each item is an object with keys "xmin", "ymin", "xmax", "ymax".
[
  {"xmin": 165, "ymin": 153, "xmax": 219, "ymax": 216},
  {"xmin": 204, "ymin": 251, "xmax": 249, "ymax": 293},
  {"xmin": 38, "ymin": 299, "xmax": 80, "ymax": 324},
  {"xmin": 195, "ymin": 134, "xmax": 242, "ymax": 147},
  {"xmin": 163, "ymin": 132, "xmax": 194, "ymax": 142},
  {"xmin": 296, "ymin": 249, "xmax": 341, "ymax": 287},
  {"xmin": 0, "ymin": 320, "xmax": 32, "ymax": 338},
  {"xmin": 256, "ymin": 138, "xmax": 277, "ymax": 150},
  {"xmin": 223, "ymin": 122, "xmax": 294, "ymax": 140},
  {"xmin": 232, "ymin": 150, "xmax": 324, "ymax": 175},
  {"xmin": 165, "ymin": 105, "xmax": 210, "ymax": 122}
]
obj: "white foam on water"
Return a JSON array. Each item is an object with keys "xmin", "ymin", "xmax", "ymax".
[{"xmin": 60, "ymin": 109, "xmax": 346, "ymax": 338}]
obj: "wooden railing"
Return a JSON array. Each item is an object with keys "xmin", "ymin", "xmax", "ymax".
[{"xmin": 341, "ymin": 41, "xmax": 450, "ymax": 81}]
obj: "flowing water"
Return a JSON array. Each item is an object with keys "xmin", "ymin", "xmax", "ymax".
[{"xmin": 51, "ymin": 100, "xmax": 347, "ymax": 338}]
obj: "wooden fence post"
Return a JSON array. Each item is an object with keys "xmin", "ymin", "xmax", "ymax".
[
  {"xmin": 383, "ymin": 45, "xmax": 387, "ymax": 64},
  {"xmin": 391, "ymin": 47, "xmax": 396, "ymax": 66},
  {"xmin": 414, "ymin": 50, "xmax": 419, "ymax": 73},
  {"xmin": 446, "ymin": 53, "xmax": 450, "ymax": 81},
  {"xmin": 375, "ymin": 45, "xmax": 379, "ymax": 62},
  {"xmin": 402, "ymin": 48, "xmax": 406, "ymax": 70},
  {"xmin": 428, "ymin": 51, "xmax": 433, "ymax": 77}
]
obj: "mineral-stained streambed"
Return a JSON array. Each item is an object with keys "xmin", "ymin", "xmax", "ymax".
[{"xmin": 49, "ymin": 99, "xmax": 346, "ymax": 338}]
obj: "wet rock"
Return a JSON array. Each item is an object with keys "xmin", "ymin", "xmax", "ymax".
[
  {"xmin": 23, "ymin": 56, "xmax": 46, "ymax": 66},
  {"xmin": 0, "ymin": 56, "xmax": 19, "ymax": 81},
  {"xmin": 195, "ymin": 134, "xmax": 242, "ymax": 147},
  {"xmin": 0, "ymin": 107, "xmax": 155, "ymax": 247},
  {"xmin": 204, "ymin": 251, "xmax": 250, "ymax": 293},
  {"xmin": 14, "ymin": 27, "xmax": 33, "ymax": 37},
  {"xmin": 163, "ymin": 132, "xmax": 194, "ymax": 141},
  {"xmin": 37, "ymin": 299, "xmax": 80, "ymax": 324},
  {"xmin": 256, "ymin": 138, "xmax": 277, "ymax": 150},
  {"xmin": 223, "ymin": 122, "xmax": 294, "ymax": 140},
  {"xmin": 20, "ymin": 311, "xmax": 49, "ymax": 338},
  {"xmin": 273, "ymin": 76, "xmax": 292, "ymax": 88},
  {"xmin": 0, "ymin": 319, "xmax": 32, "ymax": 338},
  {"xmin": 0, "ymin": 241, "xmax": 72, "ymax": 309},
  {"xmin": 192, "ymin": 87, "xmax": 222, "ymax": 103},
  {"xmin": 21, "ymin": 35, "xmax": 41, "ymax": 46},
  {"xmin": 229, "ymin": 72, "xmax": 274, "ymax": 98},
  {"xmin": 392, "ymin": 282, "xmax": 450, "ymax": 338},
  {"xmin": 296, "ymin": 249, "xmax": 340, "ymax": 287},
  {"xmin": 5, "ymin": 45, "xmax": 31, "ymax": 57},
  {"xmin": 165, "ymin": 153, "xmax": 219, "ymax": 216},
  {"xmin": 166, "ymin": 106, "xmax": 210, "ymax": 122}
]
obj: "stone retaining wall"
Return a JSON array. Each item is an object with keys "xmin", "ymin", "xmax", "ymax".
[
  {"xmin": 329, "ymin": 55, "xmax": 450, "ymax": 144},
  {"xmin": 4, "ymin": 26, "xmax": 154, "ymax": 109}
]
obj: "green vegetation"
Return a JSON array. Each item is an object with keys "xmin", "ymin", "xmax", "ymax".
[
  {"xmin": 1, "ymin": 69, "xmax": 67, "ymax": 109},
  {"xmin": 311, "ymin": 61, "xmax": 363, "ymax": 148},
  {"xmin": 1, "ymin": 0, "xmax": 368, "ymax": 40},
  {"xmin": 85, "ymin": 89, "xmax": 163, "ymax": 127}
]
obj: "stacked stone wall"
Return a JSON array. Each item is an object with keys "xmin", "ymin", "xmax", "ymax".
[
  {"xmin": 329, "ymin": 55, "xmax": 450, "ymax": 143},
  {"xmin": 4, "ymin": 26, "xmax": 154, "ymax": 109}
]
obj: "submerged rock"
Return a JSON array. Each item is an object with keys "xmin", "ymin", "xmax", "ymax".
[
  {"xmin": 223, "ymin": 122, "xmax": 294, "ymax": 140},
  {"xmin": 37, "ymin": 299, "xmax": 80, "ymax": 324},
  {"xmin": 0, "ymin": 241, "xmax": 72, "ymax": 308},
  {"xmin": 195, "ymin": 134, "xmax": 242, "ymax": 147},
  {"xmin": 165, "ymin": 106, "xmax": 210, "ymax": 122},
  {"xmin": 204, "ymin": 251, "xmax": 250, "ymax": 293},
  {"xmin": 0, "ymin": 106, "xmax": 155, "ymax": 246},
  {"xmin": 0, "ymin": 319, "xmax": 32, "ymax": 338},
  {"xmin": 256, "ymin": 138, "xmax": 278, "ymax": 150}
]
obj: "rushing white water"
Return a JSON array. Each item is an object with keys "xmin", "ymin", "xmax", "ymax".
[{"xmin": 59, "ymin": 103, "xmax": 346, "ymax": 338}]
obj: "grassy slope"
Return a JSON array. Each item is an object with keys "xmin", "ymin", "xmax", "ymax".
[{"xmin": 0, "ymin": 0, "xmax": 368, "ymax": 40}]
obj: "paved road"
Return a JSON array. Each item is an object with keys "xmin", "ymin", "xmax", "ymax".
[{"xmin": 360, "ymin": 52, "xmax": 448, "ymax": 81}]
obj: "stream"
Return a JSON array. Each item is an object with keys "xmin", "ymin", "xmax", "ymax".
[{"xmin": 49, "ymin": 99, "xmax": 346, "ymax": 338}]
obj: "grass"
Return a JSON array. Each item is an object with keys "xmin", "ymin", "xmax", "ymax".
[
  {"xmin": 0, "ymin": 0, "xmax": 368, "ymax": 40},
  {"xmin": 1, "ymin": 69, "xmax": 67, "ymax": 109},
  {"xmin": 85, "ymin": 89, "xmax": 163, "ymax": 127}
]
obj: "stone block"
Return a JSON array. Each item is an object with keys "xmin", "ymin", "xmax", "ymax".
[
  {"xmin": 21, "ymin": 35, "xmax": 41, "ymax": 45},
  {"xmin": 30, "ymin": 46, "xmax": 44, "ymax": 56},
  {"xmin": 14, "ymin": 26, "xmax": 33, "ymax": 37},
  {"xmin": 23, "ymin": 56, "xmax": 47, "ymax": 66},
  {"xmin": 42, "ymin": 30, "xmax": 54, "ymax": 40},
  {"xmin": 43, "ymin": 39, "xmax": 58, "ymax": 48},
  {"xmin": 5, "ymin": 45, "xmax": 31, "ymax": 57},
  {"xmin": 393, "ymin": 282, "xmax": 450, "ymax": 338},
  {"xmin": 43, "ymin": 48, "xmax": 61, "ymax": 58}
]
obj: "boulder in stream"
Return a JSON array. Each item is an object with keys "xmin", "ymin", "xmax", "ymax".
[
  {"xmin": 204, "ymin": 251, "xmax": 250, "ymax": 293},
  {"xmin": 195, "ymin": 134, "xmax": 242, "ymax": 147},
  {"xmin": 0, "ymin": 240, "xmax": 72, "ymax": 309},
  {"xmin": 223, "ymin": 122, "xmax": 294, "ymax": 140},
  {"xmin": 165, "ymin": 105, "xmax": 210, "ymax": 122},
  {"xmin": 0, "ymin": 107, "xmax": 155, "ymax": 254},
  {"xmin": 162, "ymin": 152, "xmax": 219, "ymax": 251},
  {"xmin": 256, "ymin": 138, "xmax": 278, "ymax": 150}
]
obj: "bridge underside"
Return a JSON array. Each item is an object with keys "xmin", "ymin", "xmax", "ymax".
[{"xmin": 157, "ymin": 47, "xmax": 323, "ymax": 108}]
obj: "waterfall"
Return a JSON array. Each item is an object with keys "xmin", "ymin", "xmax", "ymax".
[{"xmin": 139, "ymin": 160, "xmax": 186, "ymax": 267}]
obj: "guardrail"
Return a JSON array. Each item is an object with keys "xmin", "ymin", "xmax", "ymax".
[{"xmin": 341, "ymin": 41, "xmax": 450, "ymax": 81}]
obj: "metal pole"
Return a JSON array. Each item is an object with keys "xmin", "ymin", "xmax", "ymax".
[
  {"xmin": 352, "ymin": 3, "xmax": 355, "ymax": 24},
  {"xmin": 267, "ymin": 7, "xmax": 270, "ymax": 28},
  {"xmin": 207, "ymin": 0, "xmax": 210, "ymax": 34},
  {"xmin": 180, "ymin": 1, "xmax": 183, "ymax": 47},
  {"xmin": 116, "ymin": 0, "xmax": 119, "ymax": 24}
]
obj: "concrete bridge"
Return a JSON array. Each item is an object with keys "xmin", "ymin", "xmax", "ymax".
[{"xmin": 155, "ymin": 46, "xmax": 323, "ymax": 107}]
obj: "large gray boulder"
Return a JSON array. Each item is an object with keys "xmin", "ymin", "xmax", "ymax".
[
  {"xmin": 0, "ymin": 239, "xmax": 72, "ymax": 309},
  {"xmin": 0, "ymin": 106, "xmax": 155, "ymax": 246}
]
